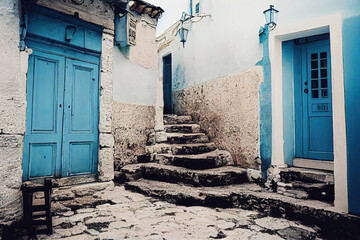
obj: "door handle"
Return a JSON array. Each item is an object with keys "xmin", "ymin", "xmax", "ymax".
[
  {"xmin": 59, "ymin": 104, "xmax": 62, "ymax": 108},
  {"xmin": 304, "ymin": 89, "xmax": 309, "ymax": 94}
]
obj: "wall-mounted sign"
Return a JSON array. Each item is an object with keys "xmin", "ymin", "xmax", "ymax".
[{"xmin": 115, "ymin": 12, "xmax": 137, "ymax": 48}]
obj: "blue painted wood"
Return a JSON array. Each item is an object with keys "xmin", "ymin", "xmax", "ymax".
[
  {"xmin": 62, "ymin": 58, "xmax": 99, "ymax": 176},
  {"xmin": 23, "ymin": 8, "xmax": 101, "ymax": 180},
  {"xmin": 294, "ymin": 39, "xmax": 333, "ymax": 161},
  {"xmin": 27, "ymin": 5, "xmax": 102, "ymax": 53},
  {"xmin": 23, "ymin": 50, "xmax": 65, "ymax": 180}
]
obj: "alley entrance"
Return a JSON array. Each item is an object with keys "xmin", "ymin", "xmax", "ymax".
[{"xmin": 22, "ymin": 6, "xmax": 101, "ymax": 180}]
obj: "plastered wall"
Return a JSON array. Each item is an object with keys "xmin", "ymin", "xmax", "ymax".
[{"xmin": 174, "ymin": 67, "xmax": 263, "ymax": 168}]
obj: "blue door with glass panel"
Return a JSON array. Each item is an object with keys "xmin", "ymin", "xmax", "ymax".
[
  {"xmin": 296, "ymin": 40, "xmax": 333, "ymax": 161},
  {"xmin": 22, "ymin": 5, "xmax": 101, "ymax": 180}
]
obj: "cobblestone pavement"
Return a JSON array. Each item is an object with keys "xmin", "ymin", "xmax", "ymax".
[{"xmin": 36, "ymin": 186, "xmax": 322, "ymax": 240}]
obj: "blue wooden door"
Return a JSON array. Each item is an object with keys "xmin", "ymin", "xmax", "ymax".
[
  {"xmin": 23, "ymin": 50, "xmax": 66, "ymax": 179},
  {"xmin": 23, "ymin": 50, "xmax": 99, "ymax": 180},
  {"xmin": 302, "ymin": 40, "xmax": 333, "ymax": 160},
  {"xmin": 62, "ymin": 59, "xmax": 99, "ymax": 176}
]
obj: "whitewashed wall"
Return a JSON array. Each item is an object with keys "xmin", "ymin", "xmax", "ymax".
[{"xmin": 163, "ymin": 0, "xmax": 360, "ymax": 91}]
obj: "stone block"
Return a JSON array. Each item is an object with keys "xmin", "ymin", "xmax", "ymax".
[
  {"xmin": 99, "ymin": 133, "xmax": 114, "ymax": 148},
  {"xmin": 155, "ymin": 131, "xmax": 167, "ymax": 143},
  {"xmin": 98, "ymin": 147, "xmax": 115, "ymax": 182}
]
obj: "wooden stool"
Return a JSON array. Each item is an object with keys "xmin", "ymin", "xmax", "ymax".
[{"xmin": 21, "ymin": 178, "xmax": 53, "ymax": 237}]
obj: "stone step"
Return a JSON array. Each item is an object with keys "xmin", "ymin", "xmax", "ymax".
[
  {"xmin": 164, "ymin": 114, "xmax": 193, "ymax": 125},
  {"xmin": 118, "ymin": 163, "xmax": 249, "ymax": 187},
  {"xmin": 164, "ymin": 124, "xmax": 201, "ymax": 133},
  {"xmin": 154, "ymin": 150, "xmax": 233, "ymax": 170},
  {"xmin": 280, "ymin": 167, "xmax": 334, "ymax": 184},
  {"xmin": 146, "ymin": 143, "xmax": 216, "ymax": 155},
  {"xmin": 166, "ymin": 133, "xmax": 209, "ymax": 144},
  {"xmin": 292, "ymin": 181, "xmax": 334, "ymax": 202},
  {"xmin": 124, "ymin": 179, "xmax": 360, "ymax": 239}
]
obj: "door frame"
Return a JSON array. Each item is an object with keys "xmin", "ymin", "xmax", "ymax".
[
  {"xmin": 22, "ymin": 5, "xmax": 102, "ymax": 182},
  {"xmin": 162, "ymin": 53, "xmax": 173, "ymax": 114},
  {"xmin": 269, "ymin": 14, "xmax": 348, "ymax": 212}
]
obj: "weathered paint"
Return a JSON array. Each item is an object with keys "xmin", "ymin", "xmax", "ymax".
[
  {"xmin": 343, "ymin": 15, "xmax": 360, "ymax": 216},
  {"xmin": 257, "ymin": 28, "xmax": 272, "ymax": 176}
]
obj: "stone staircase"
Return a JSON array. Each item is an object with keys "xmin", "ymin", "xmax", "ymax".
[
  {"xmin": 118, "ymin": 114, "xmax": 252, "ymax": 187},
  {"xmin": 115, "ymin": 114, "xmax": 360, "ymax": 239}
]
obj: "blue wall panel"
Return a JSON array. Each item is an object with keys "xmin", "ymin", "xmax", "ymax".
[
  {"xmin": 343, "ymin": 16, "xmax": 360, "ymax": 216},
  {"xmin": 257, "ymin": 28, "xmax": 272, "ymax": 177}
]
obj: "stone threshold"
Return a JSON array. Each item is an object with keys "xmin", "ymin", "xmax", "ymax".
[
  {"xmin": 34, "ymin": 181, "xmax": 115, "ymax": 213},
  {"xmin": 125, "ymin": 179, "xmax": 360, "ymax": 239}
]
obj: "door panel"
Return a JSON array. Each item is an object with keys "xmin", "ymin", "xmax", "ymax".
[
  {"xmin": 69, "ymin": 142, "xmax": 93, "ymax": 175},
  {"xmin": 62, "ymin": 58, "xmax": 99, "ymax": 177},
  {"xmin": 300, "ymin": 40, "xmax": 333, "ymax": 161},
  {"xmin": 28, "ymin": 144, "xmax": 56, "ymax": 178},
  {"xmin": 31, "ymin": 57, "xmax": 59, "ymax": 132},
  {"xmin": 70, "ymin": 64, "xmax": 94, "ymax": 133},
  {"xmin": 23, "ymin": 51, "xmax": 65, "ymax": 180}
]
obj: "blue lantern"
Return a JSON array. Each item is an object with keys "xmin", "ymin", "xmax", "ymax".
[{"xmin": 177, "ymin": 12, "xmax": 192, "ymax": 48}]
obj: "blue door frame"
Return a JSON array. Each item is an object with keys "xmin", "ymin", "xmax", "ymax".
[
  {"xmin": 294, "ymin": 39, "xmax": 334, "ymax": 161},
  {"xmin": 22, "ymin": 6, "xmax": 101, "ymax": 181}
]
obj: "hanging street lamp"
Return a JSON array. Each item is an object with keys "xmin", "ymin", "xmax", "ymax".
[
  {"xmin": 259, "ymin": 5, "xmax": 279, "ymax": 35},
  {"xmin": 264, "ymin": 5, "xmax": 279, "ymax": 30},
  {"xmin": 177, "ymin": 12, "xmax": 193, "ymax": 48}
]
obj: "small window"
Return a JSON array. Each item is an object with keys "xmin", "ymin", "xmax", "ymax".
[{"xmin": 196, "ymin": 3, "xmax": 200, "ymax": 14}]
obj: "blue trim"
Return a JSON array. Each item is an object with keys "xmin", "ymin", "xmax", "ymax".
[
  {"xmin": 26, "ymin": 4, "xmax": 103, "ymax": 53},
  {"xmin": 257, "ymin": 27, "xmax": 272, "ymax": 178},
  {"xmin": 343, "ymin": 15, "xmax": 360, "ymax": 216}
]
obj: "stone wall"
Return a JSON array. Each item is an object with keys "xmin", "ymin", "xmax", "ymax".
[
  {"xmin": 0, "ymin": 0, "xmax": 116, "ymax": 226},
  {"xmin": 173, "ymin": 67, "xmax": 263, "ymax": 169},
  {"xmin": 112, "ymin": 102, "xmax": 155, "ymax": 170},
  {"xmin": 0, "ymin": 0, "xmax": 25, "ymax": 226}
]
